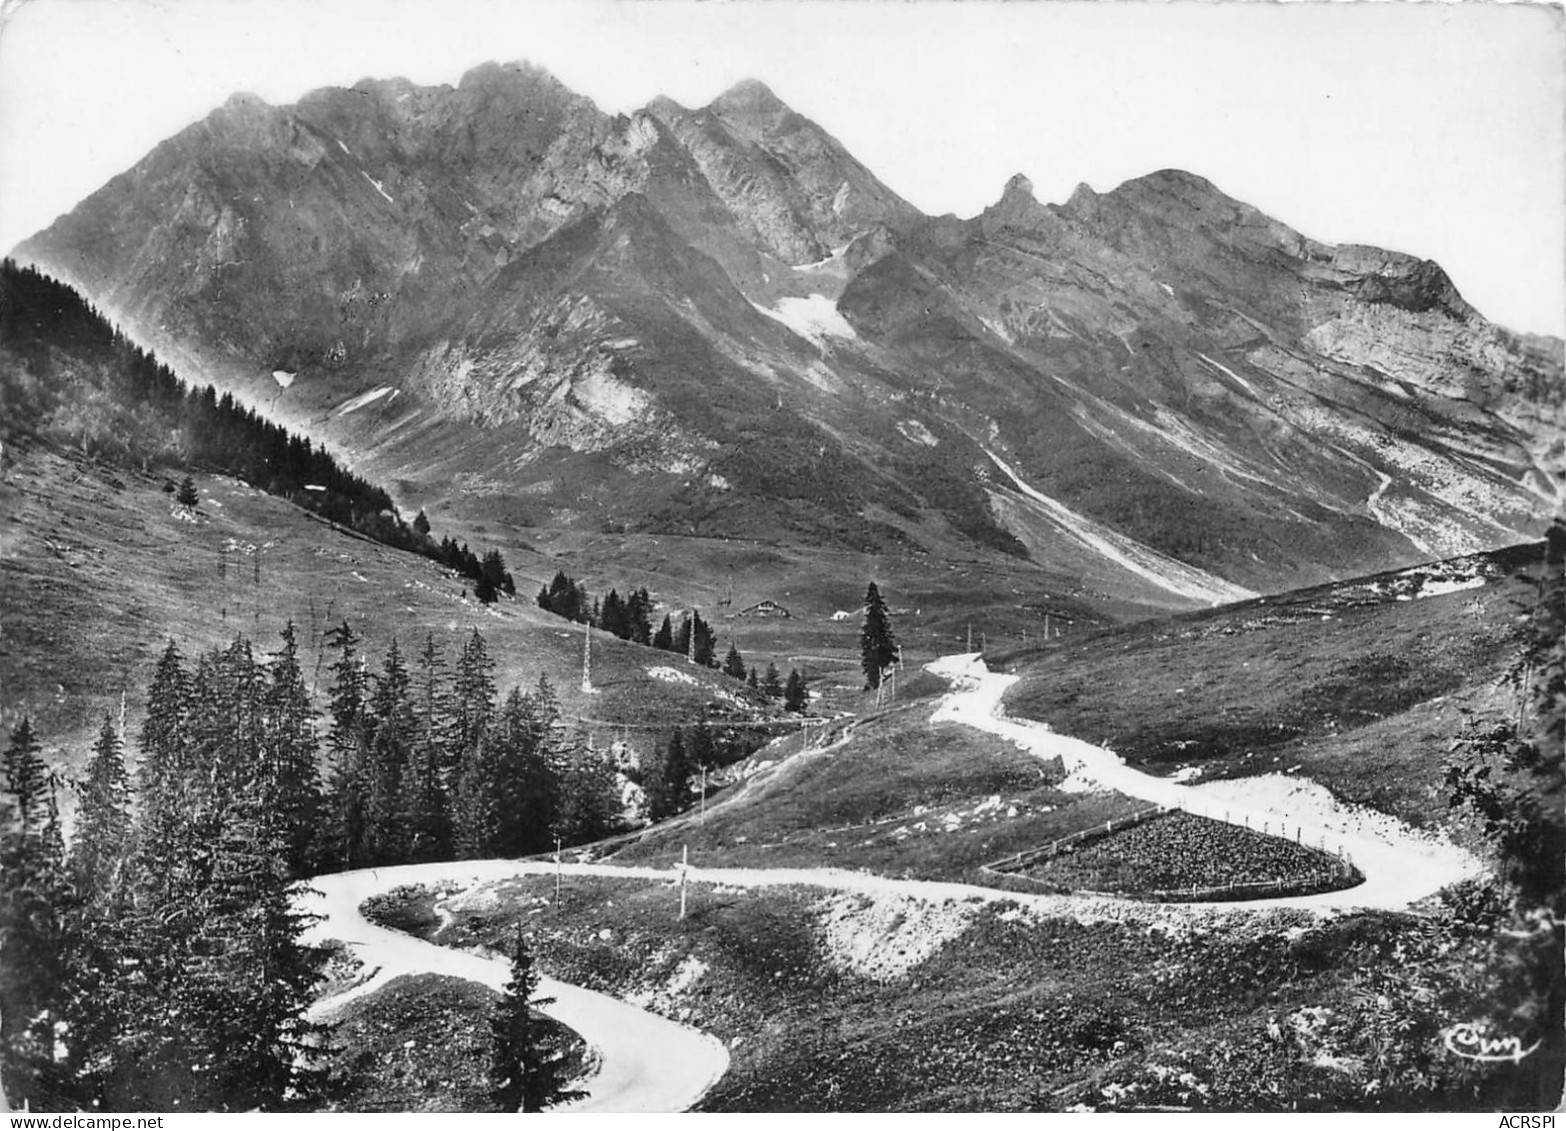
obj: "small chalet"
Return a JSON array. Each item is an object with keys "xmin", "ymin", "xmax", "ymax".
[{"xmin": 738, "ymin": 599, "xmax": 791, "ymax": 619}]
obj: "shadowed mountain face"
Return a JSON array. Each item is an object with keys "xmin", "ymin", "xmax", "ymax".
[{"xmin": 18, "ymin": 62, "xmax": 1563, "ymax": 610}]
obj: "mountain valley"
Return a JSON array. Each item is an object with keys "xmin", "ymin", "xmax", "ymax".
[{"xmin": 2, "ymin": 57, "xmax": 1562, "ymax": 1115}]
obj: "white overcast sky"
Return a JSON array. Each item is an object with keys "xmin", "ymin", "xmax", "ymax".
[{"xmin": 1, "ymin": 0, "xmax": 1562, "ymax": 336}]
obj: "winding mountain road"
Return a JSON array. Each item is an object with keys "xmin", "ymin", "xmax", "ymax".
[
  {"xmin": 926, "ymin": 652, "xmax": 1484, "ymax": 911},
  {"xmin": 299, "ymin": 863, "xmax": 731, "ymax": 1113},
  {"xmin": 298, "ymin": 652, "xmax": 1485, "ymax": 1110}
]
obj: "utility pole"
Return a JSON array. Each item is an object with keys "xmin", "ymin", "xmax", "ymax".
[
  {"xmin": 686, "ymin": 610, "xmax": 698, "ymax": 665},
  {"xmin": 1044, "ymin": 612, "xmax": 1051, "ymax": 641},
  {"xmin": 581, "ymin": 618, "xmax": 594, "ymax": 693},
  {"xmin": 679, "ymin": 844, "xmax": 689, "ymax": 921},
  {"xmin": 700, "ymin": 764, "xmax": 708, "ymax": 823},
  {"xmin": 554, "ymin": 835, "xmax": 562, "ymax": 910}
]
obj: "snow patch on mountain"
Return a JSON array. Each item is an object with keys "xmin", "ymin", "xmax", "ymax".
[
  {"xmin": 1197, "ymin": 352, "xmax": 1264, "ymax": 401},
  {"xmin": 361, "ymin": 171, "xmax": 394, "ymax": 204},
  {"xmin": 335, "ymin": 386, "xmax": 397, "ymax": 415},
  {"xmin": 753, "ymin": 294, "xmax": 857, "ymax": 344}
]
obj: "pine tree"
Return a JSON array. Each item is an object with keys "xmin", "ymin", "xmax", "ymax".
[
  {"xmin": 722, "ymin": 642, "xmax": 747, "ymax": 681},
  {"xmin": 747, "ymin": 668, "xmax": 760, "ymax": 691},
  {"xmin": 489, "ymin": 927, "xmax": 587, "ymax": 1112},
  {"xmin": 403, "ymin": 634, "xmax": 453, "ymax": 863},
  {"xmin": 105, "ymin": 636, "xmax": 329, "ymax": 1111},
  {"xmin": 264, "ymin": 624, "xmax": 322, "ymax": 877},
  {"xmin": 176, "ymin": 475, "xmax": 199, "ymax": 508},
  {"xmin": 599, "ymin": 589, "xmax": 629, "ymax": 639},
  {"xmin": 454, "ymin": 629, "xmax": 497, "ymax": 757},
  {"xmin": 762, "ymin": 662, "xmax": 784, "ymax": 699},
  {"xmin": 453, "ymin": 730, "xmax": 502, "ymax": 860},
  {"xmin": 784, "ymin": 669, "xmax": 809, "ymax": 713},
  {"xmin": 137, "ymin": 640, "xmax": 190, "ymax": 840},
  {"xmin": 70, "ymin": 715, "xmax": 132, "ymax": 897},
  {"xmin": 491, "ymin": 688, "xmax": 557, "ymax": 857},
  {"xmin": 364, "ymin": 639, "xmax": 414, "ymax": 864},
  {"xmin": 556, "ymin": 734, "xmax": 622, "ymax": 845},
  {"xmin": 0, "ymin": 722, "xmax": 72, "ymax": 1109},
  {"xmin": 643, "ymin": 730, "xmax": 692, "ymax": 822},
  {"xmin": 693, "ymin": 612, "xmax": 717, "ymax": 667},
  {"xmin": 181, "ymin": 676, "xmax": 330, "ymax": 1110},
  {"xmin": 694, "ymin": 726, "xmax": 721, "ymax": 771},
  {"xmin": 859, "ymin": 581, "xmax": 899, "ymax": 690},
  {"xmin": 2, "ymin": 717, "xmax": 47, "ymax": 826},
  {"xmin": 322, "ymin": 621, "xmax": 371, "ymax": 870},
  {"xmin": 412, "ymin": 509, "xmax": 431, "ymax": 536},
  {"xmin": 627, "ymin": 588, "xmax": 654, "ymax": 645},
  {"xmin": 652, "ymin": 614, "xmax": 674, "ymax": 652}
]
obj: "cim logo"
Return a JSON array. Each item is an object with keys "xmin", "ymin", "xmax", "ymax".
[{"xmin": 1442, "ymin": 1021, "xmax": 1541, "ymax": 1064}]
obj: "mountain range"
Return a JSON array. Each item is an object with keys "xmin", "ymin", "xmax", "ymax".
[{"xmin": 18, "ymin": 60, "xmax": 1563, "ymax": 612}]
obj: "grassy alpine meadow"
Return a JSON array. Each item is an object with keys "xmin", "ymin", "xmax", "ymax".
[
  {"xmin": 606, "ymin": 695, "xmax": 1149, "ymax": 884},
  {"xmin": 0, "ymin": 443, "xmax": 784, "ymax": 792},
  {"xmin": 991, "ymin": 543, "xmax": 1542, "ymax": 832}
]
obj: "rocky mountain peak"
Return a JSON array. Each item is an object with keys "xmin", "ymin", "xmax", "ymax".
[
  {"xmin": 1003, "ymin": 172, "xmax": 1036, "ymax": 202},
  {"xmin": 980, "ymin": 171, "xmax": 1057, "ymax": 233},
  {"xmin": 456, "ymin": 59, "xmax": 575, "ymax": 105},
  {"xmin": 709, "ymin": 77, "xmax": 788, "ymax": 120},
  {"xmin": 644, "ymin": 93, "xmax": 690, "ymax": 121}
]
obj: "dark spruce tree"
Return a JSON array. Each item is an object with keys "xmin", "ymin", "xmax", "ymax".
[
  {"xmin": 762, "ymin": 662, "xmax": 784, "ymax": 699},
  {"xmin": 859, "ymin": 581, "xmax": 899, "ymax": 690},
  {"xmin": 784, "ymin": 669, "xmax": 809, "ymax": 714},
  {"xmin": 108, "ymin": 635, "xmax": 327, "ymax": 1111},
  {"xmin": 176, "ymin": 475, "xmax": 199, "ymax": 508},
  {"xmin": 626, "ymin": 588, "xmax": 654, "ymax": 645},
  {"xmin": 722, "ymin": 642, "xmax": 747, "ymax": 681},
  {"xmin": 321, "ymin": 621, "xmax": 371, "ymax": 870},
  {"xmin": 489, "ymin": 927, "xmax": 586, "ymax": 1112},
  {"xmin": 652, "ymin": 614, "xmax": 674, "ymax": 652},
  {"xmin": 402, "ymin": 634, "xmax": 454, "ymax": 863},
  {"xmin": 0, "ymin": 720, "xmax": 72, "ymax": 1109},
  {"xmin": 599, "ymin": 589, "xmax": 629, "ymax": 639},
  {"xmin": 69, "ymin": 715, "xmax": 132, "ymax": 898},
  {"xmin": 643, "ymin": 730, "xmax": 692, "ymax": 823},
  {"xmin": 556, "ymin": 734, "xmax": 623, "ymax": 845},
  {"xmin": 263, "ymin": 624, "xmax": 323, "ymax": 877},
  {"xmin": 364, "ymin": 639, "xmax": 415, "ymax": 865}
]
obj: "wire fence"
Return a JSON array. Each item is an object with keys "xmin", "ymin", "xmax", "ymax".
[
  {"xmin": 981, "ymin": 804, "xmax": 1172, "ymax": 875},
  {"xmin": 1079, "ymin": 860, "xmax": 1363, "ymax": 904},
  {"xmin": 979, "ymin": 800, "xmax": 1363, "ymax": 902}
]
